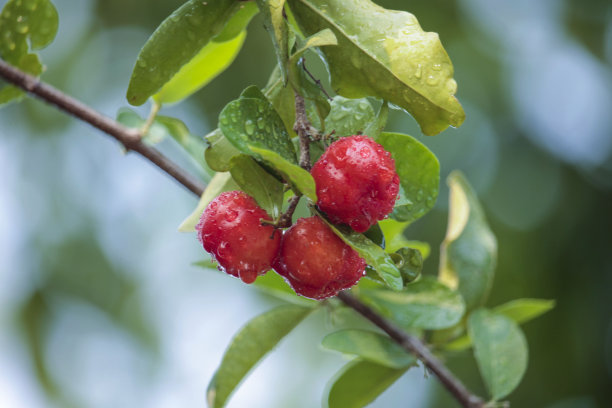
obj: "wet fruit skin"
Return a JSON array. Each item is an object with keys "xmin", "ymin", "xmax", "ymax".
[
  {"xmin": 273, "ymin": 216, "xmax": 366, "ymax": 299},
  {"xmin": 311, "ymin": 135, "xmax": 400, "ymax": 233},
  {"xmin": 196, "ymin": 191, "xmax": 281, "ymax": 284}
]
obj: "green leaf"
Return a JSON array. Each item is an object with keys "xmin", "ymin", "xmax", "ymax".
[
  {"xmin": 205, "ymin": 129, "xmax": 242, "ymax": 172},
  {"xmin": 378, "ymin": 219, "xmax": 431, "ymax": 259},
  {"xmin": 153, "ymin": 31, "xmax": 247, "ymax": 104},
  {"xmin": 0, "ymin": 0, "xmax": 58, "ymax": 104},
  {"xmin": 264, "ymin": 65, "xmax": 297, "ymax": 136},
  {"xmin": 391, "ymin": 247, "xmax": 422, "ymax": 284},
  {"xmin": 363, "ymin": 101, "xmax": 389, "ymax": 139},
  {"xmin": 116, "ymin": 108, "xmax": 166, "ymax": 145},
  {"xmin": 178, "ymin": 172, "xmax": 240, "ymax": 232},
  {"xmin": 127, "ymin": 0, "xmax": 242, "ymax": 106},
  {"xmin": 193, "ymin": 259, "xmax": 218, "ymax": 269},
  {"xmin": 207, "ymin": 305, "xmax": 312, "ymax": 408},
  {"xmin": 439, "ymin": 171, "xmax": 497, "ymax": 311},
  {"xmin": 322, "ymin": 330, "xmax": 416, "ymax": 369},
  {"xmin": 327, "ymin": 360, "xmax": 407, "ymax": 408},
  {"xmin": 444, "ymin": 298, "xmax": 555, "ymax": 352},
  {"xmin": 256, "ymin": 0, "xmax": 289, "ymax": 84},
  {"xmin": 468, "ymin": 309, "xmax": 528, "ymax": 400},
  {"xmin": 249, "ymin": 145, "xmax": 317, "ymax": 202},
  {"xmin": 219, "ymin": 96, "xmax": 297, "ymax": 164},
  {"xmin": 229, "ymin": 155, "xmax": 284, "ymax": 219},
  {"xmin": 156, "ymin": 116, "xmax": 209, "ymax": 171},
  {"xmin": 290, "ymin": 28, "xmax": 337, "ymax": 65},
  {"xmin": 493, "ymin": 298, "xmax": 555, "ymax": 325},
  {"xmin": 318, "ymin": 216, "xmax": 402, "ymax": 291},
  {"xmin": 359, "ymin": 277, "xmax": 465, "ymax": 330},
  {"xmin": 287, "ymin": 0, "xmax": 465, "ymax": 135},
  {"xmin": 324, "ymin": 96, "xmax": 375, "ymax": 137},
  {"xmin": 377, "ymin": 132, "xmax": 439, "ymax": 223},
  {"xmin": 253, "ymin": 271, "xmax": 316, "ymax": 306},
  {"xmin": 213, "ymin": 1, "xmax": 259, "ymax": 42}
]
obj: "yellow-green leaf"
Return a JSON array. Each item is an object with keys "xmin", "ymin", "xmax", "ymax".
[
  {"xmin": 439, "ymin": 171, "xmax": 497, "ymax": 311},
  {"xmin": 153, "ymin": 31, "xmax": 247, "ymax": 104},
  {"xmin": 287, "ymin": 0, "xmax": 465, "ymax": 135}
]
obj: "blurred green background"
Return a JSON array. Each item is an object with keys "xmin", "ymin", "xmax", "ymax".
[{"xmin": 0, "ymin": 0, "xmax": 611, "ymax": 407}]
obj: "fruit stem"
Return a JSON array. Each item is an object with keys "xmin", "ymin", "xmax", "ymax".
[{"xmin": 262, "ymin": 194, "xmax": 302, "ymax": 229}]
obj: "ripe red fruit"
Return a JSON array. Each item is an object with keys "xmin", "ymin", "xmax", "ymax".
[
  {"xmin": 273, "ymin": 216, "xmax": 366, "ymax": 299},
  {"xmin": 196, "ymin": 191, "xmax": 281, "ymax": 284},
  {"xmin": 311, "ymin": 135, "xmax": 400, "ymax": 233}
]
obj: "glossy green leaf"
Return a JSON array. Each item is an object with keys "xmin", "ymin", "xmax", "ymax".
[
  {"xmin": 0, "ymin": 0, "xmax": 58, "ymax": 104},
  {"xmin": 178, "ymin": 172, "xmax": 240, "ymax": 232},
  {"xmin": 287, "ymin": 0, "xmax": 465, "ymax": 135},
  {"xmin": 153, "ymin": 31, "xmax": 247, "ymax": 104},
  {"xmin": 324, "ymin": 96, "xmax": 375, "ymax": 137},
  {"xmin": 213, "ymin": 1, "xmax": 259, "ymax": 42},
  {"xmin": 127, "ymin": 0, "xmax": 241, "ymax": 106},
  {"xmin": 219, "ymin": 97, "xmax": 297, "ymax": 164},
  {"xmin": 360, "ymin": 277, "xmax": 465, "ymax": 330},
  {"xmin": 256, "ymin": 0, "xmax": 289, "ymax": 84},
  {"xmin": 439, "ymin": 171, "xmax": 497, "ymax": 311},
  {"xmin": 193, "ymin": 259, "xmax": 218, "ymax": 269},
  {"xmin": 207, "ymin": 305, "xmax": 312, "ymax": 408},
  {"xmin": 444, "ymin": 298, "xmax": 554, "ymax": 351},
  {"xmin": 468, "ymin": 309, "xmax": 528, "ymax": 400},
  {"xmin": 205, "ymin": 129, "xmax": 241, "ymax": 172},
  {"xmin": 249, "ymin": 145, "xmax": 317, "ymax": 202},
  {"xmin": 322, "ymin": 330, "xmax": 416, "ymax": 369},
  {"xmin": 229, "ymin": 155, "xmax": 284, "ymax": 219},
  {"xmin": 493, "ymin": 298, "xmax": 555, "ymax": 325},
  {"xmin": 377, "ymin": 219, "xmax": 430, "ymax": 259},
  {"xmin": 253, "ymin": 271, "xmax": 316, "ymax": 306},
  {"xmin": 377, "ymin": 132, "xmax": 439, "ymax": 223},
  {"xmin": 392, "ymin": 247, "xmax": 422, "ymax": 284},
  {"xmin": 319, "ymin": 216, "xmax": 402, "ymax": 290},
  {"xmin": 363, "ymin": 101, "xmax": 389, "ymax": 139},
  {"xmin": 327, "ymin": 360, "xmax": 407, "ymax": 408}
]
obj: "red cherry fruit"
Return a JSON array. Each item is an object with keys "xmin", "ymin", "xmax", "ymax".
[
  {"xmin": 273, "ymin": 216, "xmax": 366, "ymax": 299},
  {"xmin": 311, "ymin": 135, "xmax": 400, "ymax": 233},
  {"xmin": 196, "ymin": 191, "xmax": 281, "ymax": 284}
]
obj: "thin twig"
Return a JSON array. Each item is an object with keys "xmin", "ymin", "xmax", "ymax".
[
  {"xmin": 0, "ymin": 59, "xmax": 205, "ymax": 197},
  {"xmin": 337, "ymin": 291, "xmax": 485, "ymax": 408},
  {"xmin": 301, "ymin": 60, "xmax": 332, "ymax": 101},
  {"xmin": 0, "ymin": 58, "xmax": 485, "ymax": 408}
]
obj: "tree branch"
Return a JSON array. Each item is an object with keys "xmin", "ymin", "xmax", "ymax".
[
  {"xmin": 0, "ymin": 59, "xmax": 206, "ymax": 197},
  {"xmin": 337, "ymin": 292, "xmax": 485, "ymax": 408},
  {"xmin": 0, "ymin": 58, "xmax": 485, "ymax": 408}
]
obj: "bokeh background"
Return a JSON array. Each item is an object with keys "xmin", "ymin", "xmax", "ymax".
[{"xmin": 1, "ymin": 0, "xmax": 611, "ymax": 407}]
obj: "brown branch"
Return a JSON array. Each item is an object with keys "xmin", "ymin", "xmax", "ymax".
[
  {"xmin": 0, "ymin": 58, "xmax": 485, "ymax": 408},
  {"xmin": 337, "ymin": 292, "xmax": 485, "ymax": 408},
  {"xmin": 277, "ymin": 195, "xmax": 301, "ymax": 228},
  {"xmin": 301, "ymin": 60, "xmax": 332, "ymax": 101},
  {"xmin": 293, "ymin": 93, "xmax": 316, "ymax": 171},
  {"xmin": 0, "ymin": 59, "xmax": 206, "ymax": 197}
]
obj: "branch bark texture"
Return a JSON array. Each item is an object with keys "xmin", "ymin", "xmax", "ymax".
[{"xmin": 0, "ymin": 58, "xmax": 484, "ymax": 408}]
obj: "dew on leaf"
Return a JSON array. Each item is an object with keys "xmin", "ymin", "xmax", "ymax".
[{"xmin": 244, "ymin": 119, "xmax": 255, "ymax": 136}]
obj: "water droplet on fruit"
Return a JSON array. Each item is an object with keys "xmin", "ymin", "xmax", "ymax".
[{"xmin": 244, "ymin": 119, "xmax": 255, "ymax": 135}]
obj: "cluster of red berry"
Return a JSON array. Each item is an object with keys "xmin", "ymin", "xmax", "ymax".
[{"xmin": 197, "ymin": 136, "xmax": 400, "ymax": 299}]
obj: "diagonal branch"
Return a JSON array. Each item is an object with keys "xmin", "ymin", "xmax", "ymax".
[
  {"xmin": 0, "ymin": 58, "xmax": 484, "ymax": 408},
  {"xmin": 0, "ymin": 59, "xmax": 206, "ymax": 197}
]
